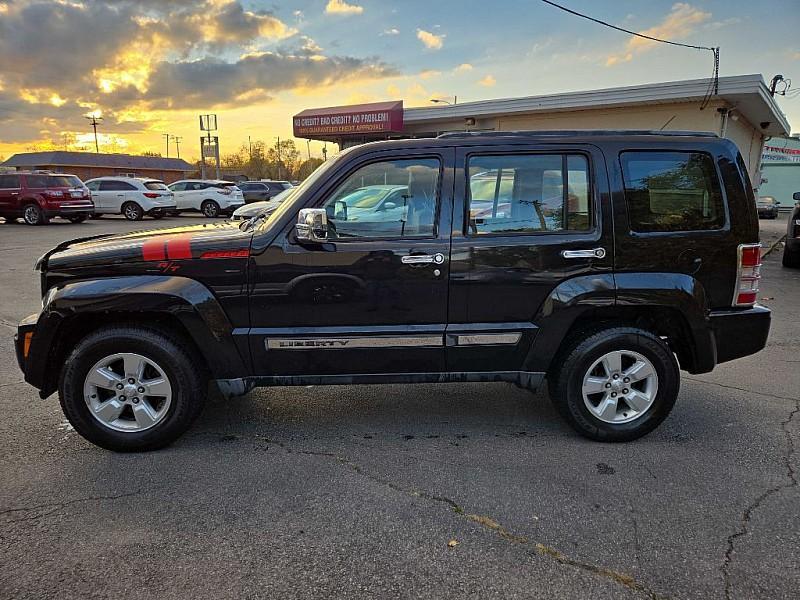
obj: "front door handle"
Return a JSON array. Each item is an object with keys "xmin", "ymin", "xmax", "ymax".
[
  {"xmin": 561, "ymin": 247, "xmax": 606, "ymax": 259},
  {"xmin": 401, "ymin": 253, "xmax": 446, "ymax": 265}
]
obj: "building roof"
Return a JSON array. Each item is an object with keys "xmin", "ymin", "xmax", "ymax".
[
  {"xmin": 1, "ymin": 151, "xmax": 192, "ymax": 171},
  {"xmin": 405, "ymin": 74, "xmax": 791, "ymax": 137}
]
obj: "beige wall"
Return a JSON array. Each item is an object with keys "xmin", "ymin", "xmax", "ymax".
[{"xmin": 406, "ymin": 100, "xmax": 766, "ymax": 183}]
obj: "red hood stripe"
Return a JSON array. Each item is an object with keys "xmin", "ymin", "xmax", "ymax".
[
  {"xmin": 142, "ymin": 239, "xmax": 166, "ymax": 261},
  {"xmin": 167, "ymin": 235, "xmax": 193, "ymax": 260}
]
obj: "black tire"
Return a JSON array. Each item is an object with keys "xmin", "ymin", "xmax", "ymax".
[
  {"xmin": 67, "ymin": 214, "xmax": 88, "ymax": 223},
  {"xmin": 59, "ymin": 326, "xmax": 207, "ymax": 452},
  {"xmin": 22, "ymin": 203, "xmax": 48, "ymax": 225},
  {"xmin": 550, "ymin": 326, "xmax": 679, "ymax": 442},
  {"xmin": 783, "ymin": 245, "xmax": 800, "ymax": 268},
  {"xmin": 2, "ymin": 216, "xmax": 18, "ymax": 223},
  {"xmin": 90, "ymin": 213, "xmax": 103, "ymax": 219},
  {"xmin": 122, "ymin": 202, "xmax": 144, "ymax": 221},
  {"xmin": 151, "ymin": 212, "xmax": 165, "ymax": 220},
  {"xmin": 201, "ymin": 200, "xmax": 220, "ymax": 218}
]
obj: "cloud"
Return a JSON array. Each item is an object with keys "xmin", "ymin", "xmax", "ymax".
[
  {"xmin": 419, "ymin": 69, "xmax": 441, "ymax": 79},
  {"xmin": 140, "ymin": 52, "xmax": 397, "ymax": 109},
  {"xmin": 606, "ymin": 3, "xmax": 710, "ymax": 66},
  {"xmin": 417, "ymin": 29, "xmax": 444, "ymax": 50},
  {"xmin": 454, "ymin": 63, "xmax": 473, "ymax": 73},
  {"xmin": 382, "ymin": 27, "xmax": 399, "ymax": 36},
  {"xmin": 478, "ymin": 74, "xmax": 496, "ymax": 87},
  {"xmin": 325, "ymin": 0, "xmax": 363, "ymax": 15}
]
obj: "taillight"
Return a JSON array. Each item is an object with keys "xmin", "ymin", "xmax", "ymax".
[
  {"xmin": 733, "ymin": 243, "xmax": 761, "ymax": 307},
  {"xmin": 217, "ymin": 187, "xmax": 232, "ymax": 195},
  {"xmin": 45, "ymin": 190, "xmax": 64, "ymax": 198},
  {"xmin": 143, "ymin": 192, "xmax": 160, "ymax": 198}
]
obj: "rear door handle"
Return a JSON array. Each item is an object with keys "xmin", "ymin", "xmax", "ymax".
[
  {"xmin": 401, "ymin": 253, "xmax": 446, "ymax": 265},
  {"xmin": 561, "ymin": 247, "xmax": 606, "ymax": 259}
]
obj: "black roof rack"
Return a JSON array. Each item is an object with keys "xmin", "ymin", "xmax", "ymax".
[{"xmin": 436, "ymin": 130, "xmax": 719, "ymax": 139}]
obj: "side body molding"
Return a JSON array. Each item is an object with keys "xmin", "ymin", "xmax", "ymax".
[{"xmin": 26, "ymin": 275, "xmax": 248, "ymax": 396}]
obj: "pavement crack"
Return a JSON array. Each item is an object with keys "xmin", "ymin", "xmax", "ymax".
[
  {"xmin": 0, "ymin": 490, "xmax": 147, "ymax": 525},
  {"xmin": 720, "ymin": 399, "xmax": 799, "ymax": 599},
  {"xmin": 256, "ymin": 435, "xmax": 666, "ymax": 599},
  {"xmin": 685, "ymin": 377, "xmax": 798, "ymax": 403}
]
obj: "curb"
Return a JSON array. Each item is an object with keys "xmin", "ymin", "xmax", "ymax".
[{"xmin": 762, "ymin": 234, "xmax": 787, "ymax": 258}]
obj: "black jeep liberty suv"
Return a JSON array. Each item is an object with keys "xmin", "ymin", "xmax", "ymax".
[{"xmin": 15, "ymin": 131, "xmax": 770, "ymax": 451}]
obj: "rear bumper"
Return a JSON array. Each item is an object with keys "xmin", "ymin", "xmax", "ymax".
[
  {"xmin": 709, "ymin": 305, "xmax": 771, "ymax": 365},
  {"xmin": 43, "ymin": 204, "xmax": 94, "ymax": 217}
]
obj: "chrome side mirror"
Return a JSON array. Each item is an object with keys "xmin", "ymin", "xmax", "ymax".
[
  {"xmin": 296, "ymin": 208, "xmax": 328, "ymax": 243},
  {"xmin": 793, "ymin": 191, "xmax": 800, "ymax": 202}
]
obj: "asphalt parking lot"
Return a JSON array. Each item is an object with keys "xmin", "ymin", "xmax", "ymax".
[{"xmin": 0, "ymin": 214, "xmax": 798, "ymax": 599}]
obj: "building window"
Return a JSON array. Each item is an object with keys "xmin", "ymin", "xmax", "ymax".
[{"xmin": 620, "ymin": 151, "xmax": 725, "ymax": 233}]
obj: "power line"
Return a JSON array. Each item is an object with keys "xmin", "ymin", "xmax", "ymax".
[
  {"xmin": 540, "ymin": 1, "xmax": 720, "ymax": 109},
  {"xmin": 84, "ymin": 115, "xmax": 102, "ymax": 153},
  {"xmin": 540, "ymin": 0, "xmax": 716, "ymax": 51}
]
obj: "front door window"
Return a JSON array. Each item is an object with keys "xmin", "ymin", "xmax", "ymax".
[{"xmin": 322, "ymin": 158, "xmax": 441, "ymax": 239}]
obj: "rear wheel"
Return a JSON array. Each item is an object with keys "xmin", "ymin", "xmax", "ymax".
[
  {"xmin": 90, "ymin": 213, "xmax": 102, "ymax": 219},
  {"xmin": 122, "ymin": 202, "xmax": 144, "ymax": 221},
  {"xmin": 550, "ymin": 326, "xmax": 679, "ymax": 442},
  {"xmin": 23, "ymin": 203, "xmax": 48, "ymax": 225},
  {"xmin": 201, "ymin": 200, "xmax": 220, "ymax": 218},
  {"xmin": 59, "ymin": 326, "xmax": 207, "ymax": 452},
  {"xmin": 67, "ymin": 214, "xmax": 88, "ymax": 223}
]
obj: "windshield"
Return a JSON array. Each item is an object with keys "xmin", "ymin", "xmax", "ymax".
[
  {"xmin": 256, "ymin": 147, "xmax": 356, "ymax": 229},
  {"xmin": 49, "ymin": 175, "xmax": 83, "ymax": 187},
  {"xmin": 144, "ymin": 181, "xmax": 168, "ymax": 190}
]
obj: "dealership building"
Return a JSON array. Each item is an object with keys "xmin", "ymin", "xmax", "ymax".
[
  {"xmin": 1, "ymin": 151, "xmax": 193, "ymax": 184},
  {"xmin": 293, "ymin": 74, "xmax": 791, "ymax": 185}
]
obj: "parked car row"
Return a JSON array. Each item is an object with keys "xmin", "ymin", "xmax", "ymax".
[{"xmin": 0, "ymin": 172, "xmax": 295, "ymax": 225}]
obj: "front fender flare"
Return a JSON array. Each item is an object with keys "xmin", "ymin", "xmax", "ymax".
[{"xmin": 25, "ymin": 275, "xmax": 248, "ymax": 395}]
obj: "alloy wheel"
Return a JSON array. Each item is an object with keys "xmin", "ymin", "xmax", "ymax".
[
  {"xmin": 83, "ymin": 352, "xmax": 173, "ymax": 432},
  {"xmin": 581, "ymin": 349, "xmax": 658, "ymax": 424}
]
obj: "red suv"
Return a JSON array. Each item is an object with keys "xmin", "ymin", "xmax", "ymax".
[{"xmin": 0, "ymin": 172, "xmax": 94, "ymax": 225}]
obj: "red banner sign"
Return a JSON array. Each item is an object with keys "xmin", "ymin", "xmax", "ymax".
[{"xmin": 293, "ymin": 101, "xmax": 403, "ymax": 138}]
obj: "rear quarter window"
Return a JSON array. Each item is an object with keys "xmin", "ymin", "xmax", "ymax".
[
  {"xmin": 26, "ymin": 175, "xmax": 52, "ymax": 188},
  {"xmin": 144, "ymin": 181, "xmax": 168, "ymax": 191},
  {"xmin": 620, "ymin": 151, "xmax": 725, "ymax": 233}
]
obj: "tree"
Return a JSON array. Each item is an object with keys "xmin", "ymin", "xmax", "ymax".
[
  {"xmin": 140, "ymin": 151, "xmax": 162, "ymax": 157},
  {"xmin": 296, "ymin": 157, "xmax": 324, "ymax": 180}
]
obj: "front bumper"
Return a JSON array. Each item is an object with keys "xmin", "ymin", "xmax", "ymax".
[
  {"xmin": 14, "ymin": 313, "xmax": 39, "ymax": 384},
  {"xmin": 709, "ymin": 304, "xmax": 771, "ymax": 364}
]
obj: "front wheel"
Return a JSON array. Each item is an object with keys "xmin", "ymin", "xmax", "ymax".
[
  {"xmin": 783, "ymin": 245, "xmax": 800, "ymax": 268},
  {"xmin": 122, "ymin": 202, "xmax": 144, "ymax": 221},
  {"xmin": 201, "ymin": 200, "xmax": 220, "ymax": 218},
  {"xmin": 550, "ymin": 326, "xmax": 679, "ymax": 442},
  {"xmin": 59, "ymin": 326, "xmax": 207, "ymax": 451}
]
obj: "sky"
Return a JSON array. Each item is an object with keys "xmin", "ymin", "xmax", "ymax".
[{"xmin": 0, "ymin": 0, "xmax": 798, "ymax": 161}]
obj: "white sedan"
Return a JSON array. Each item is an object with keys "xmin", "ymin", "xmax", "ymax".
[
  {"xmin": 168, "ymin": 180, "xmax": 245, "ymax": 218},
  {"xmin": 231, "ymin": 188, "xmax": 295, "ymax": 220}
]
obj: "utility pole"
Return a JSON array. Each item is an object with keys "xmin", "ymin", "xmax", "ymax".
[
  {"xmin": 171, "ymin": 135, "xmax": 182, "ymax": 159},
  {"xmin": 85, "ymin": 115, "xmax": 102, "ymax": 153},
  {"xmin": 306, "ymin": 139, "xmax": 311, "ymax": 161},
  {"xmin": 248, "ymin": 135, "xmax": 252, "ymax": 160},
  {"xmin": 322, "ymin": 143, "xmax": 327, "ymax": 161},
  {"xmin": 276, "ymin": 136, "xmax": 282, "ymax": 179},
  {"xmin": 162, "ymin": 133, "xmax": 171, "ymax": 158}
]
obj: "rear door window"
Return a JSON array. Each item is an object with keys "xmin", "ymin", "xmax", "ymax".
[
  {"xmin": 466, "ymin": 153, "xmax": 591, "ymax": 235},
  {"xmin": 620, "ymin": 151, "xmax": 725, "ymax": 233},
  {"xmin": 26, "ymin": 175, "xmax": 51, "ymax": 188},
  {"xmin": 99, "ymin": 180, "xmax": 136, "ymax": 191}
]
